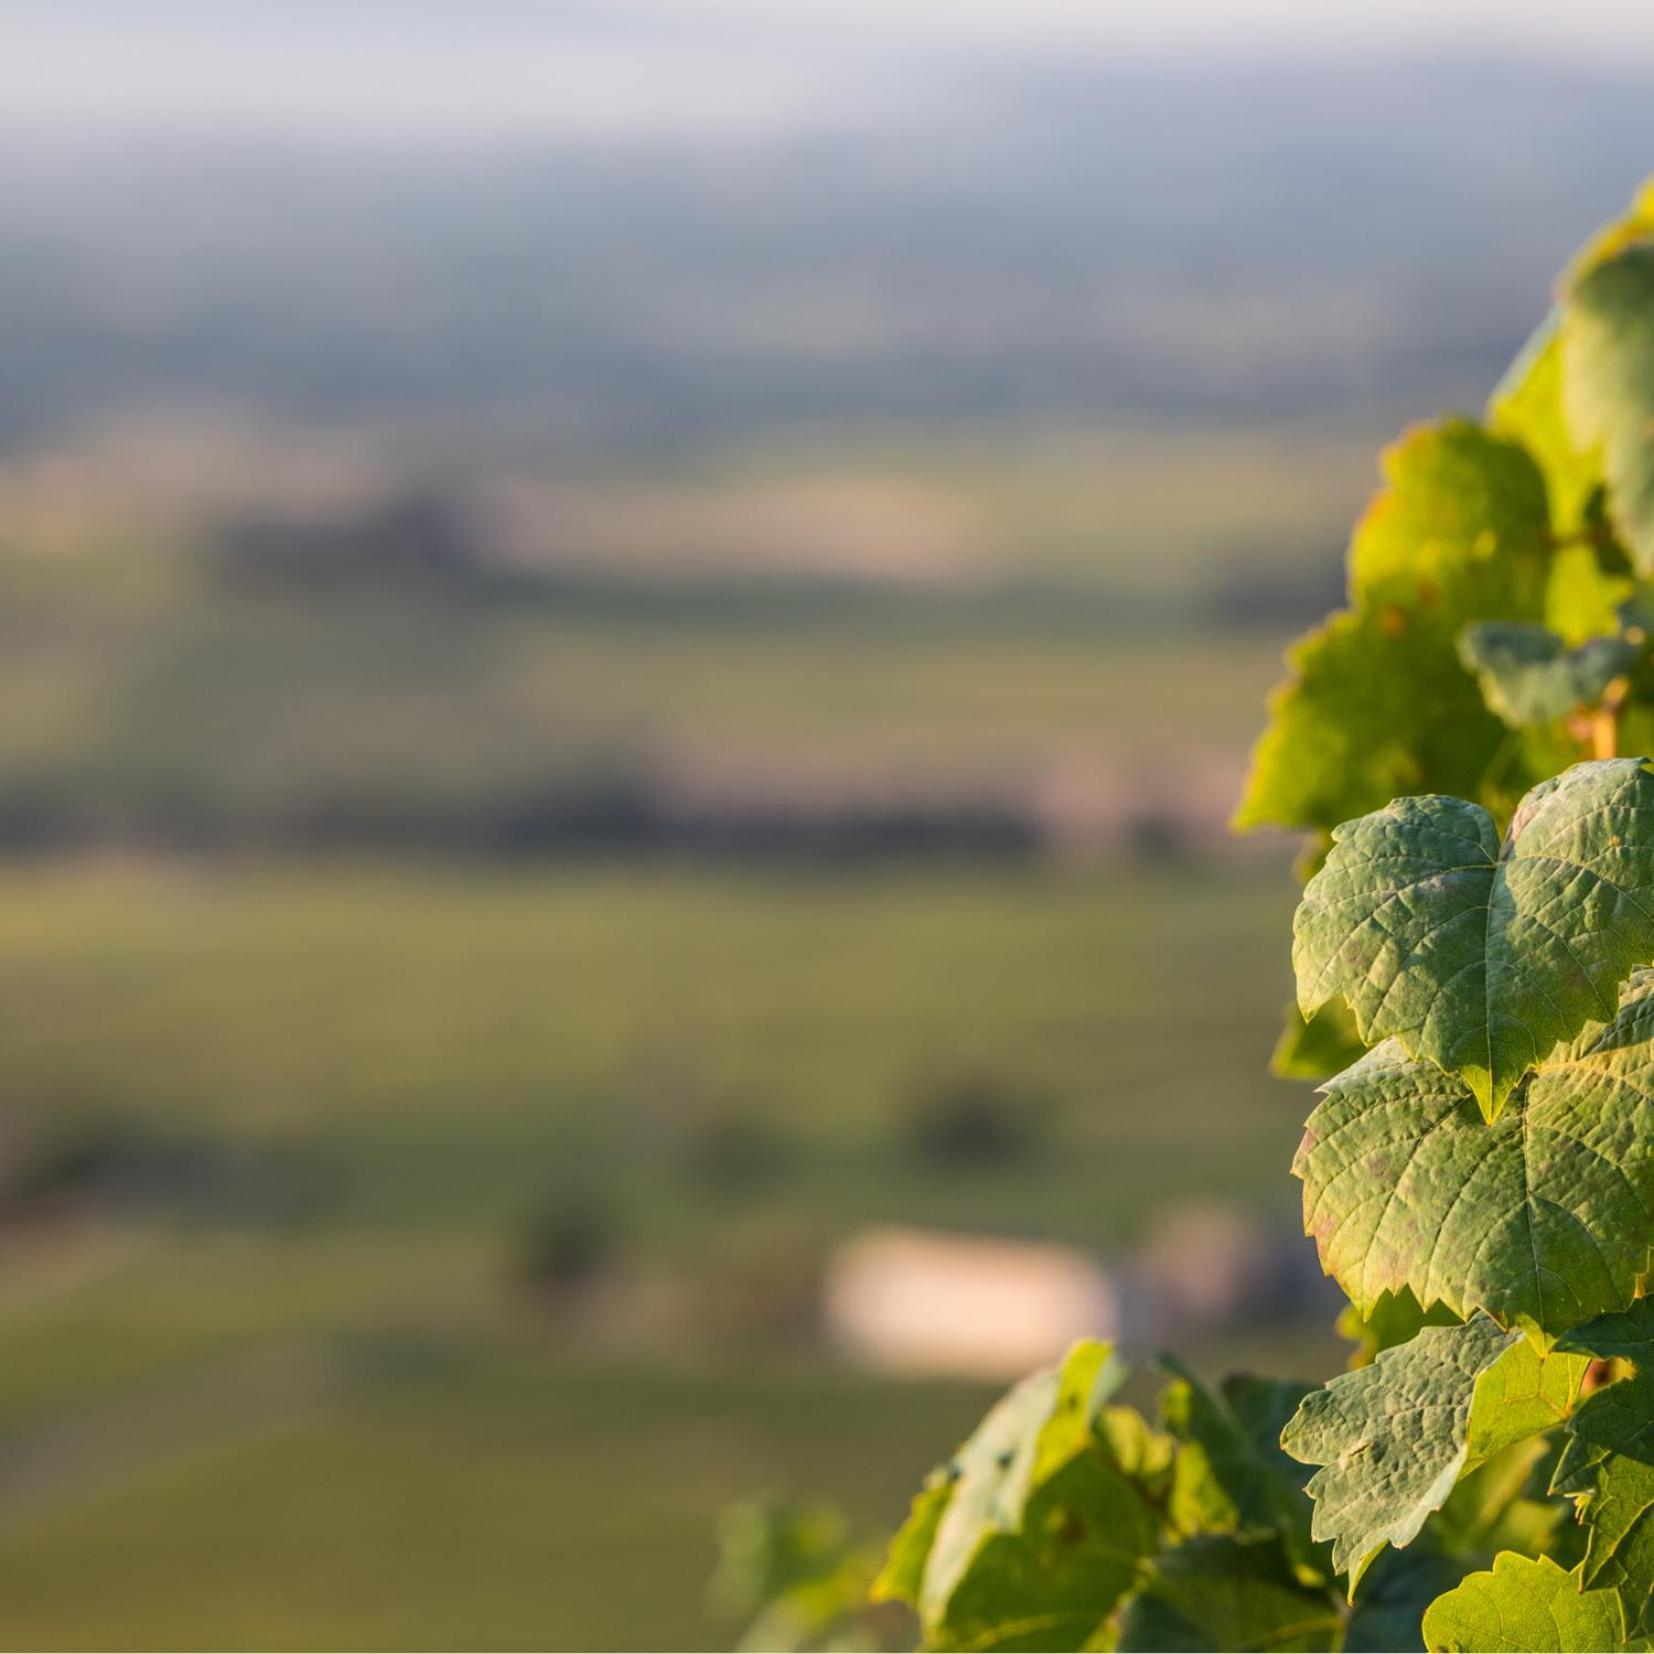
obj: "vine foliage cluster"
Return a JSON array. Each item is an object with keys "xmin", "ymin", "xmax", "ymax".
[{"xmin": 739, "ymin": 181, "xmax": 1654, "ymax": 1652}]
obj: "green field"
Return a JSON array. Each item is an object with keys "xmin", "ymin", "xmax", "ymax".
[
  {"xmin": 0, "ymin": 552, "xmax": 1297, "ymax": 826},
  {"xmin": 0, "ymin": 420, "xmax": 1378, "ymax": 1645},
  {"xmin": 0, "ymin": 416, "xmax": 1377, "ymax": 834},
  {"xmin": 0, "ymin": 855, "xmax": 1340, "ymax": 1649},
  {"xmin": 0, "ymin": 859, "xmax": 1305, "ymax": 1243}
]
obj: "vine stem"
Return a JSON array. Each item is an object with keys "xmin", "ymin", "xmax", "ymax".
[
  {"xmin": 1592, "ymin": 677, "xmax": 1631, "ymax": 759},
  {"xmin": 1544, "ymin": 525, "xmax": 1622, "ymax": 551}
]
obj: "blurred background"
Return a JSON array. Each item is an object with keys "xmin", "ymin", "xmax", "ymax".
[{"xmin": 0, "ymin": 3, "xmax": 1652, "ymax": 1648}]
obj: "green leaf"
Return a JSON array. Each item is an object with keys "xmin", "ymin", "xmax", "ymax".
[
  {"xmin": 1115, "ymin": 1537, "xmax": 1341, "ymax": 1653},
  {"xmin": 1336, "ymin": 1291, "xmax": 1463, "ymax": 1370},
  {"xmin": 1236, "ymin": 421, "xmax": 1549, "ymax": 835},
  {"xmin": 1551, "ymin": 1301, "xmax": 1654, "ymax": 1633},
  {"xmin": 1556, "ymin": 1390, "xmax": 1654, "ymax": 1629},
  {"xmin": 1459, "ymin": 623, "xmax": 1639, "ymax": 728},
  {"xmin": 1546, "ymin": 538, "xmax": 1636, "ymax": 650},
  {"xmin": 1273, "ymin": 998, "xmax": 1367, "ymax": 1083},
  {"xmin": 1294, "ymin": 972, "xmax": 1654, "ymax": 1338},
  {"xmin": 1095, "ymin": 1403, "xmax": 1177, "ymax": 1493},
  {"xmin": 1422, "ymin": 1552, "xmax": 1627, "ymax": 1652},
  {"xmin": 878, "ymin": 1479, "xmax": 952, "ymax": 1609},
  {"xmin": 1235, "ymin": 607, "xmax": 1515, "ymax": 835},
  {"xmin": 875, "ymin": 1341, "xmax": 1158, "ymax": 1651},
  {"xmin": 1293, "ymin": 757, "xmax": 1654, "ymax": 1119},
  {"xmin": 1160, "ymin": 1363, "xmax": 1319, "ymax": 1578},
  {"xmin": 1490, "ymin": 311, "xmax": 1604, "ymax": 540},
  {"xmin": 711, "ymin": 1499, "xmax": 881, "ymax": 1654},
  {"xmin": 1565, "ymin": 242, "xmax": 1654, "ymax": 578},
  {"xmin": 934, "ymin": 1457, "xmax": 1155, "ymax": 1651},
  {"xmin": 1348, "ymin": 420, "xmax": 1550, "ymax": 620},
  {"xmin": 1433, "ymin": 1436, "xmax": 1567, "ymax": 1562},
  {"xmin": 1565, "ymin": 177, "xmax": 1654, "ymax": 280},
  {"xmin": 1223, "ymin": 1375, "xmax": 1320, "ymax": 1491},
  {"xmin": 1345, "ymin": 1548, "xmax": 1472, "ymax": 1654},
  {"xmin": 1556, "ymin": 1297, "xmax": 1654, "ymax": 1367},
  {"xmin": 1281, "ymin": 1317, "xmax": 1587, "ymax": 1590},
  {"xmin": 1491, "ymin": 177, "xmax": 1654, "ymax": 548}
]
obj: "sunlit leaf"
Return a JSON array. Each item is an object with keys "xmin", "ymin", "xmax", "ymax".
[
  {"xmin": 1347, "ymin": 421, "xmax": 1549, "ymax": 621},
  {"xmin": 1281, "ymin": 1317, "xmax": 1587, "ymax": 1589},
  {"xmin": 1293, "ymin": 758, "xmax": 1654, "ymax": 1118},
  {"xmin": 1490, "ymin": 312, "xmax": 1603, "ymax": 539},
  {"xmin": 1432, "ymin": 1436, "xmax": 1566, "ymax": 1563},
  {"xmin": 1236, "ymin": 422, "xmax": 1549, "ymax": 835},
  {"xmin": 874, "ymin": 1342, "xmax": 1158, "ymax": 1651},
  {"xmin": 1491, "ymin": 176, "xmax": 1654, "ymax": 545},
  {"xmin": 1422, "ymin": 1552, "xmax": 1626, "ymax": 1652},
  {"xmin": 1294, "ymin": 972, "xmax": 1654, "ymax": 1338},
  {"xmin": 1565, "ymin": 242, "xmax": 1654, "ymax": 578},
  {"xmin": 1235, "ymin": 606, "xmax": 1514, "ymax": 835}
]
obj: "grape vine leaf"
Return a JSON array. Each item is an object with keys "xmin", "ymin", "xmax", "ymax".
[
  {"xmin": 1347, "ymin": 420, "xmax": 1550, "ymax": 620},
  {"xmin": 1345, "ymin": 1548, "xmax": 1472, "ymax": 1654},
  {"xmin": 1160, "ymin": 1362, "xmax": 1319, "ymax": 1577},
  {"xmin": 1280, "ymin": 1316, "xmax": 1588, "ymax": 1591},
  {"xmin": 1114, "ymin": 1536, "xmax": 1340, "ymax": 1654},
  {"xmin": 873, "ymin": 1341, "xmax": 1159, "ymax": 1651},
  {"xmin": 1094, "ymin": 1402, "xmax": 1177, "ymax": 1492},
  {"xmin": 1490, "ymin": 311, "xmax": 1604, "ymax": 542},
  {"xmin": 711, "ymin": 1499, "xmax": 880, "ymax": 1654},
  {"xmin": 1566, "ymin": 176, "xmax": 1654, "ymax": 281},
  {"xmin": 1432, "ymin": 1436, "xmax": 1568, "ymax": 1563},
  {"xmin": 1235, "ymin": 421, "xmax": 1549, "ymax": 835},
  {"xmin": 878, "ymin": 1480, "xmax": 951, "ymax": 1611},
  {"xmin": 1234, "ymin": 608, "xmax": 1513, "ymax": 836},
  {"xmin": 1420, "ymin": 1553, "xmax": 1627, "ymax": 1653},
  {"xmin": 1492, "ymin": 339, "xmax": 1633, "ymax": 647},
  {"xmin": 1551, "ymin": 1300, "xmax": 1654, "ymax": 1635},
  {"xmin": 1491, "ymin": 176, "xmax": 1654, "ymax": 551},
  {"xmin": 1458, "ymin": 623, "xmax": 1639, "ymax": 729},
  {"xmin": 1555, "ymin": 1390, "xmax": 1654, "ymax": 1633},
  {"xmin": 1273, "ymin": 998, "xmax": 1366, "ymax": 1083},
  {"xmin": 1556, "ymin": 1297, "xmax": 1654, "ymax": 1367},
  {"xmin": 1294, "ymin": 971, "xmax": 1654, "ymax": 1337},
  {"xmin": 1293, "ymin": 757, "xmax": 1654, "ymax": 1120},
  {"xmin": 1565, "ymin": 243, "xmax": 1654, "ymax": 579},
  {"xmin": 1336, "ymin": 1290, "xmax": 1462, "ymax": 1370},
  {"xmin": 1546, "ymin": 536, "xmax": 1638, "ymax": 652}
]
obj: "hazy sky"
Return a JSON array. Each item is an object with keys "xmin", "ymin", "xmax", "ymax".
[{"xmin": 3, "ymin": 1, "xmax": 1652, "ymax": 143}]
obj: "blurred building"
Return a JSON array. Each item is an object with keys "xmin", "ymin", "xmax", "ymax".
[{"xmin": 822, "ymin": 1226, "xmax": 1118, "ymax": 1380}]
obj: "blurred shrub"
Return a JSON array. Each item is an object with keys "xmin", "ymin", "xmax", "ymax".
[
  {"xmin": 899, "ymin": 1073, "xmax": 1049, "ymax": 1170},
  {"xmin": 1123, "ymin": 810, "xmax": 1191, "ymax": 864},
  {"xmin": 514, "ymin": 1195, "xmax": 620, "ymax": 1298},
  {"xmin": 215, "ymin": 492, "xmax": 483, "ymax": 591},
  {"xmin": 679, "ymin": 1111, "xmax": 793, "ymax": 1198},
  {"xmin": 710, "ymin": 1496, "xmax": 899, "ymax": 1653},
  {"xmin": 0, "ymin": 1115, "xmax": 330, "ymax": 1228}
]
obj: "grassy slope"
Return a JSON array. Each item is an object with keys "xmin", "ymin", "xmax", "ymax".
[
  {"xmin": 0, "ymin": 856, "xmax": 1335, "ymax": 1649},
  {"xmin": 0, "ymin": 1353, "xmax": 1001, "ymax": 1652},
  {"xmin": 0, "ymin": 422, "xmax": 1375, "ymax": 1644},
  {"xmin": 0, "ymin": 416, "xmax": 1372, "ymax": 819},
  {"xmin": 0, "ymin": 570, "xmax": 1295, "ymax": 818},
  {"xmin": 0, "ymin": 860, "xmax": 1301, "ymax": 1240}
]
